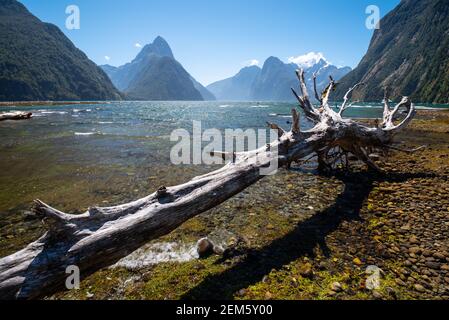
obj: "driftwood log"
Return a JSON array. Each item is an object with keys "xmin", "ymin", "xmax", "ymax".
[
  {"xmin": 0, "ymin": 111, "xmax": 32, "ymax": 121},
  {"xmin": 0, "ymin": 71, "xmax": 416, "ymax": 299}
]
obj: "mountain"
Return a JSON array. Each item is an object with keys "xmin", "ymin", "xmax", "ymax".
[
  {"xmin": 100, "ymin": 37, "xmax": 215, "ymax": 101},
  {"xmin": 0, "ymin": 0, "xmax": 121, "ymax": 101},
  {"xmin": 207, "ymin": 66, "xmax": 261, "ymax": 100},
  {"xmin": 304, "ymin": 59, "xmax": 352, "ymax": 91},
  {"xmin": 190, "ymin": 76, "xmax": 216, "ymax": 101},
  {"xmin": 250, "ymin": 57, "xmax": 298, "ymax": 101},
  {"xmin": 101, "ymin": 36, "xmax": 174, "ymax": 91},
  {"xmin": 208, "ymin": 56, "xmax": 351, "ymax": 101},
  {"xmin": 124, "ymin": 56, "xmax": 203, "ymax": 101},
  {"xmin": 334, "ymin": 0, "xmax": 449, "ymax": 104}
]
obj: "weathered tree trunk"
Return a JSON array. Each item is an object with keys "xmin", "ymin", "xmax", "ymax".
[
  {"xmin": 0, "ymin": 71, "xmax": 416, "ymax": 299},
  {"xmin": 0, "ymin": 111, "xmax": 32, "ymax": 121}
]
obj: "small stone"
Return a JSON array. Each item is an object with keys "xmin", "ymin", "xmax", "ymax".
[
  {"xmin": 409, "ymin": 247, "xmax": 422, "ymax": 255},
  {"xmin": 264, "ymin": 291, "xmax": 273, "ymax": 300},
  {"xmin": 213, "ymin": 245, "xmax": 225, "ymax": 255},
  {"xmin": 330, "ymin": 282, "xmax": 343, "ymax": 292},
  {"xmin": 262, "ymin": 275, "xmax": 270, "ymax": 284},
  {"xmin": 395, "ymin": 278, "xmax": 406, "ymax": 286},
  {"xmin": 422, "ymin": 249, "xmax": 433, "ymax": 257},
  {"xmin": 433, "ymin": 252, "xmax": 446, "ymax": 261},
  {"xmin": 409, "ymin": 236, "xmax": 419, "ymax": 244},
  {"xmin": 197, "ymin": 238, "xmax": 215, "ymax": 258},
  {"xmin": 266, "ymin": 224, "xmax": 275, "ymax": 230},
  {"xmin": 299, "ymin": 263, "xmax": 314, "ymax": 279},
  {"xmin": 237, "ymin": 289, "xmax": 246, "ymax": 297},
  {"xmin": 318, "ymin": 261, "xmax": 327, "ymax": 270},
  {"xmin": 86, "ymin": 292, "xmax": 94, "ymax": 298},
  {"xmin": 353, "ymin": 257, "xmax": 363, "ymax": 266},
  {"xmin": 372, "ymin": 291, "xmax": 383, "ymax": 300},
  {"xmin": 425, "ymin": 261, "xmax": 441, "ymax": 270},
  {"xmin": 414, "ymin": 284, "xmax": 426, "ymax": 293},
  {"xmin": 386, "ymin": 287, "xmax": 397, "ymax": 300},
  {"xmin": 441, "ymin": 264, "xmax": 449, "ymax": 271}
]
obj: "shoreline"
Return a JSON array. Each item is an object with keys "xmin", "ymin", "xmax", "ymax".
[
  {"xmin": 0, "ymin": 101, "xmax": 104, "ymax": 107},
  {"xmin": 1, "ymin": 100, "xmax": 449, "ymax": 108}
]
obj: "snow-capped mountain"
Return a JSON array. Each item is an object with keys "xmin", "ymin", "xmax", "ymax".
[{"xmin": 207, "ymin": 53, "xmax": 351, "ymax": 101}]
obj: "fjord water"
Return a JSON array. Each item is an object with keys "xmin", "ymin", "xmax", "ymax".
[{"xmin": 0, "ymin": 101, "xmax": 446, "ymax": 257}]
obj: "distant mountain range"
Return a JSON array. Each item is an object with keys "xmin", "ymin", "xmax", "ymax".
[
  {"xmin": 0, "ymin": 0, "xmax": 121, "ymax": 101},
  {"xmin": 101, "ymin": 37, "xmax": 215, "ymax": 101},
  {"xmin": 334, "ymin": 0, "xmax": 449, "ymax": 104},
  {"xmin": 207, "ymin": 56, "xmax": 351, "ymax": 101}
]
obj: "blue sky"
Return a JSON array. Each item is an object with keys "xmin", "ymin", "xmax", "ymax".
[{"xmin": 20, "ymin": 0, "xmax": 400, "ymax": 85}]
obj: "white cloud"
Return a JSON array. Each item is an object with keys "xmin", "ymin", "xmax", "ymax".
[
  {"xmin": 288, "ymin": 52, "xmax": 328, "ymax": 68},
  {"xmin": 244, "ymin": 59, "xmax": 259, "ymax": 67},
  {"xmin": 135, "ymin": 43, "xmax": 142, "ymax": 48},
  {"xmin": 104, "ymin": 55, "xmax": 111, "ymax": 61}
]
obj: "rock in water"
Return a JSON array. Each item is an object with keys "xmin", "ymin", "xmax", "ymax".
[{"xmin": 196, "ymin": 238, "xmax": 215, "ymax": 258}]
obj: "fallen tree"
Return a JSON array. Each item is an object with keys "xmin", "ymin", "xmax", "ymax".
[
  {"xmin": 0, "ymin": 71, "xmax": 416, "ymax": 299},
  {"xmin": 0, "ymin": 111, "xmax": 32, "ymax": 121}
]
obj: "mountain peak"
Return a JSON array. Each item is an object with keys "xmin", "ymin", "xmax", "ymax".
[
  {"xmin": 288, "ymin": 52, "xmax": 328, "ymax": 69},
  {"xmin": 263, "ymin": 56, "xmax": 284, "ymax": 68},
  {"xmin": 241, "ymin": 65, "xmax": 261, "ymax": 72},
  {"xmin": 153, "ymin": 35, "xmax": 168, "ymax": 45},
  {"xmin": 0, "ymin": 0, "xmax": 32, "ymax": 17},
  {"xmin": 134, "ymin": 36, "xmax": 174, "ymax": 62}
]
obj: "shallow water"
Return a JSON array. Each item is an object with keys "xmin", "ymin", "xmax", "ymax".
[{"xmin": 0, "ymin": 101, "xmax": 447, "ymax": 258}]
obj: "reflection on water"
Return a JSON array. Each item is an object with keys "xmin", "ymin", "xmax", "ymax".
[{"xmin": 0, "ymin": 101, "xmax": 447, "ymax": 257}]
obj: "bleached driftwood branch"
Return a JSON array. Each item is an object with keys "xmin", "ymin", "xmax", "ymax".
[
  {"xmin": 0, "ymin": 111, "xmax": 32, "ymax": 121},
  {"xmin": 0, "ymin": 70, "xmax": 416, "ymax": 299}
]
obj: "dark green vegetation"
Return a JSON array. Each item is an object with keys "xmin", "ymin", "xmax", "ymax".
[
  {"xmin": 207, "ymin": 57, "xmax": 350, "ymax": 101},
  {"xmin": 335, "ymin": 0, "xmax": 449, "ymax": 104},
  {"xmin": 101, "ymin": 37, "xmax": 214, "ymax": 101},
  {"xmin": 0, "ymin": 0, "xmax": 121, "ymax": 101}
]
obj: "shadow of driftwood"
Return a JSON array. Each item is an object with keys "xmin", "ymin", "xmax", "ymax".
[{"xmin": 182, "ymin": 170, "xmax": 434, "ymax": 300}]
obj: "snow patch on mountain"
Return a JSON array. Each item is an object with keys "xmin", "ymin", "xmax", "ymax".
[{"xmin": 288, "ymin": 52, "xmax": 329, "ymax": 69}]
